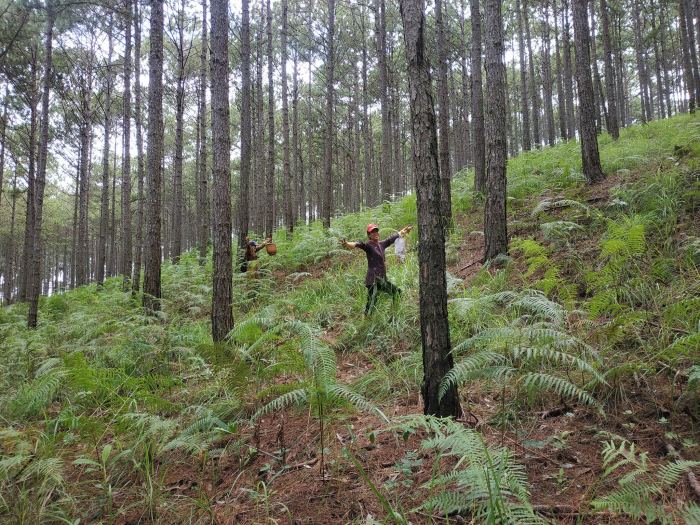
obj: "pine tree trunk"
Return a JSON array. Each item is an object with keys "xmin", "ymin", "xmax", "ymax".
[
  {"xmin": 589, "ymin": 0, "xmax": 605, "ymax": 132},
  {"xmin": 132, "ymin": 0, "xmax": 145, "ymax": 292},
  {"xmin": 172, "ymin": 4, "xmax": 186, "ymax": 261},
  {"xmin": 143, "ymin": 0, "xmax": 164, "ymax": 312},
  {"xmin": 399, "ymin": 0, "xmax": 459, "ymax": 418},
  {"xmin": 281, "ymin": 0, "xmax": 293, "ymax": 232},
  {"xmin": 562, "ymin": 0, "xmax": 576, "ymax": 139},
  {"xmin": 76, "ymin": 69, "xmax": 92, "ymax": 288},
  {"xmin": 97, "ymin": 20, "xmax": 113, "ymax": 286},
  {"xmin": 198, "ymin": 0, "xmax": 209, "ymax": 259},
  {"xmin": 265, "ymin": 0, "xmax": 275, "ymax": 236},
  {"xmin": 633, "ymin": 1, "xmax": 650, "ymax": 122},
  {"xmin": 293, "ymin": 46, "xmax": 303, "ymax": 222},
  {"xmin": 239, "ymin": 0, "xmax": 251, "ymax": 246},
  {"xmin": 554, "ymin": 0, "xmax": 567, "ymax": 140},
  {"xmin": 28, "ymin": 6, "xmax": 54, "ymax": 328},
  {"xmin": 600, "ymin": 0, "xmax": 619, "ymax": 138},
  {"xmin": 109, "ymin": 139, "xmax": 117, "ymax": 276},
  {"xmin": 376, "ymin": 0, "xmax": 392, "ymax": 200},
  {"xmin": 361, "ymin": 13, "xmax": 373, "ymax": 208},
  {"xmin": 484, "ymin": 0, "xmax": 508, "ymax": 261},
  {"xmin": 524, "ymin": 0, "xmax": 541, "ymax": 147},
  {"xmin": 256, "ymin": 18, "xmax": 266, "ymax": 231},
  {"xmin": 21, "ymin": 58, "xmax": 38, "ymax": 301},
  {"xmin": 615, "ymin": 13, "xmax": 628, "ymax": 124},
  {"xmin": 541, "ymin": 0, "xmax": 556, "ymax": 146},
  {"xmin": 684, "ymin": 0, "xmax": 700, "ymax": 106},
  {"xmin": 3, "ymin": 169, "xmax": 18, "ymax": 305},
  {"xmin": 471, "ymin": 0, "xmax": 486, "ymax": 192},
  {"xmin": 658, "ymin": 1, "xmax": 674, "ymax": 117},
  {"xmin": 0, "ymin": 88, "xmax": 6, "ymax": 217},
  {"xmin": 516, "ymin": 0, "xmax": 531, "ymax": 150},
  {"xmin": 211, "ymin": 0, "xmax": 233, "ymax": 341},
  {"xmin": 573, "ymin": 0, "xmax": 605, "ymax": 184},
  {"xmin": 321, "ymin": 0, "xmax": 335, "ymax": 228},
  {"xmin": 435, "ymin": 0, "xmax": 452, "ymax": 228},
  {"xmin": 121, "ymin": 5, "xmax": 132, "ymax": 287},
  {"xmin": 650, "ymin": 7, "xmax": 666, "ymax": 119}
]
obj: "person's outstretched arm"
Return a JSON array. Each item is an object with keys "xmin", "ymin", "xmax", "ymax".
[{"xmin": 340, "ymin": 239, "xmax": 359, "ymax": 249}]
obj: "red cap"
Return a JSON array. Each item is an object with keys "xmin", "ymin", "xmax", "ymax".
[{"xmin": 366, "ymin": 223, "xmax": 379, "ymax": 234}]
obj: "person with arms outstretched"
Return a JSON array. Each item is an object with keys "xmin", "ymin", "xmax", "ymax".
[
  {"xmin": 240, "ymin": 235, "xmax": 272, "ymax": 273},
  {"xmin": 340, "ymin": 223, "xmax": 412, "ymax": 315}
]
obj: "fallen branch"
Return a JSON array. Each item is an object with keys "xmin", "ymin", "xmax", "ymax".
[
  {"xmin": 665, "ymin": 443, "xmax": 700, "ymax": 499},
  {"xmin": 458, "ymin": 259, "xmax": 481, "ymax": 272}
]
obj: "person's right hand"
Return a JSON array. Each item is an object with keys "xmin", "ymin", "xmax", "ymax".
[{"xmin": 340, "ymin": 239, "xmax": 350, "ymax": 249}]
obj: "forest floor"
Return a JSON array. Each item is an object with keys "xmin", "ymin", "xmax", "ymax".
[{"xmin": 2, "ymin": 115, "xmax": 699, "ymax": 524}]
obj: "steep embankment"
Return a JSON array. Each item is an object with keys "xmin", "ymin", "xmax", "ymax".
[{"xmin": 1, "ymin": 114, "xmax": 698, "ymax": 524}]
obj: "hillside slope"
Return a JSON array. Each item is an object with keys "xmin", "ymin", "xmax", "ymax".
[{"xmin": 1, "ymin": 114, "xmax": 699, "ymax": 524}]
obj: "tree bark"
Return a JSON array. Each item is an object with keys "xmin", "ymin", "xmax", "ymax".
[
  {"xmin": 172, "ymin": 2, "xmax": 187, "ymax": 261},
  {"xmin": 553, "ymin": 0, "xmax": 567, "ymax": 140},
  {"xmin": 600, "ymin": 0, "xmax": 619, "ymax": 138},
  {"xmin": 541, "ymin": 0, "xmax": 556, "ymax": 146},
  {"xmin": 198, "ymin": 0, "xmax": 209, "ymax": 259},
  {"xmin": 573, "ymin": 0, "xmax": 605, "ymax": 184},
  {"xmin": 97, "ymin": 19, "xmax": 113, "ymax": 286},
  {"xmin": 684, "ymin": 0, "xmax": 700, "ymax": 106},
  {"xmin": 484, "ymin": 0, "xmax": 508, "ymax": 261},
  {"xmin": 28, "ymin": 6, "xmax": 54, "ymax": 328},
  {"xmin": 471, "ymin": 0, "xmax": 486, "ymax": 192},
  {"xmin": 121, "ymin": 3, "xmax": 132, "ymax": 287},
  {"xmin": 516, "ymin": 0, "xmax": 531, "ymax": 150},
  {"xmin": 21, "ymin": 55, "xmax": 38, "ymax": 300},
  {"xmin": 321, "ymin": 0, "xmax": 335, "ymax": 228},
  {"xmin": 562, "ymin": 0, "xmax": 576, "ymax": 139},
  {"xmin": 435, "ymin": 0, "xmax": 452, "ymax": 229},
  {"xmin": 3, "ymin": 168, "xmax": 18, "ymax": 305},
  {"xmin": 132, "ymin": 0, "xmax": 145, "ymax": 292},
  {"xmin": 524, "ymin": 0, "xmax": 541, "ymax": 147},
  {"xmin": 210, "ymin": 0, "xmax": 233, "ymax": 341},
  {"xmin": 265, "ymin": 0, "xmax": 275, "ymax": 237},
  {"xmin": 143, "ymin": 0, "xmax": 164, "ymax": 312},
  {"xmin": 281, "ymin": 0, "xmax": 293, "ymax": 232},
  {"xmin": 398, "ymin": 0, "xmax": 459, "ymax": 418},
  {"xmin": 361, "ymin": 12, "xmax": 373, "ymax": 208},
  {"xmin": 239, "ymin": 0, "xmax": 251, "ymax": 246},
  {"xmin": 633, "ymin": 0, "xmax": 651, "ymax": 122},
  {"xmin": 376, "ymin": 0, "xmax": 392, "ymax": 200},
  {"xmin": 589, "ymin": 0, "xmax": 605, "ymax": 132}
]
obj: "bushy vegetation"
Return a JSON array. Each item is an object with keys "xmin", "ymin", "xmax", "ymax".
[{"xmin": 1, "ymin": 115, "xmax": 698, "ymax": 523}]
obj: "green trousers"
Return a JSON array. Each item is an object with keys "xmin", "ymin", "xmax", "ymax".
[{"xmin": 365, "ymin": 278, "xmax": 401, "ymax": 315}]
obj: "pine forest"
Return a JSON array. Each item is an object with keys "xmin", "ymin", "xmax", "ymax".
[{"xmin": 0, "ymin": 0, "xmax": 699, "ymax": 522}]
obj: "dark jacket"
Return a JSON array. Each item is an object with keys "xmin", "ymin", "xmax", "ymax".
[{"xmin": 357, "ymin": 234, "xmax": 399, "ymax": 286}]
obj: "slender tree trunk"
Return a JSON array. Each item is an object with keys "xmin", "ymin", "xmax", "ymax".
[
  {"xmin": 600, "ymin": 0, "xmax": 619, "ymax": 137},
  {"xmin": 321, "ymin": 0, "xmax": 335, "ymax": 228},
  {"xmin": 210, "ymin": 0, "xmax": 233, "ymax": 341},
  {"xmin": 562, "ymin": 0, "xmax": 576, "ymax": 138},
  {"xmin": 97, "ymin": 20, "xmax": 113, "ymax": 286},
  {"xmin": 361, "ymin": 13, "xmax": 373, "ymax": 208},
  {"xmin": 650, "ymin": 7, "xmax": 665, "ymax": 119},
  {"xmin": 554, "ymin": 0, "xmax": 567, "ymax": 140},
  {"xmin": 589, "ymin": 0, "xmax": 605, "ymax": 132},
  {"xmin": 198, "ymin": 0, "xmax": 209, "ymax": 259},
  {"xmin": 484, "ymin": 0, "xmax": 508, "ymax": 261},
  {"xmin": 143, "ymin": 0, "xmax": 164, "ymax": 312},
  {"xmin": 471, "ymin": 0, "xmax": 486, "ymax": 192},
  {"xmin": 435, "ymin": 0, "xmax": 452, "ymax": 228},
  {"xmin": 541, "ymin": 0, "xmax": 556, "ymax": 146},
  {"xmin": 109, "ymin": 137, "xmax": 117, "ymax": 276},
  {"xmin": 516, "ymin": 0, "xmax": 531, "ymax": 150},
  {"xmin": 28, "ymin": 6, "xmax": 54, "ymax": 328},
  {"xmin": 0, "ymin": 87, "xmax": 7, "ymax": 215},
  {"xmin": 71, "ymin": 155, "xmax": 78, "ymax": 290},
  {"xmin": 76, "ymin": 73, "xmax": 92, "ymax": 287},
  {"xmin": 376, "ymin": 0, "xmax": 392, "ymax": 200},
  {"xmin": 172, "ymin": 4, "xmax": 186, "ymax": 261},
  {"xmin": 281, "ymin": 0, "xmax": 293, "ymax": 232},
  {"xmin": 399, "ymin": 0, "xmax": 459, "ymax": 418},
  {"xmin": 573, "ymin": 0, "xmax": 605, "ymax": 183},
  {"xmin": 121, "ymin": 4, "xmax": 132, "ymax": 287},
  {"xmin": 633, "ymin": 1, "xmax": 650, "ymax": 122},
  {"xmin": 21, "ymin": 57, "xmax": 38, "ymax": 301},
  {"xmin": 524, "ymin": 0, "xmax": 541, "ymax": 147},
  {"xmin": 3, "ymin": 168, "xmax": 18, "ymax": 305},
  {"xmin": 265, "ymin": 0, "xmax": 275, "ymax": 236},
  {"xmin": 292, "ymin": 46, "xmax": 302, "ymax": 221},
  {"xmin": 132, "ymin": 0, "xmax": 145, "ymax": 292},
  {"xmin": 658, "ymin": 1, "xmax": 673, "ymax": 117},
  {"xmin": 684, "ymin": 0, "xmax": 700, "ymax": 106},
  {"xmin": 256, "ymin": 18, "xmax": 266, "ymax": 231},
  {"xmin": 239, "ymin": 0, "xmax": 251, "ymax": 247},
  {"xmin": 615, "ymin": 13, "xmax": 628, "ymax": 123}
]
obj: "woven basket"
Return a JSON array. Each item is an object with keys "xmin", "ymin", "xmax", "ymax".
[{"xmin": 265, "ymin": 243, "xmax": 277, "ymax": 255}]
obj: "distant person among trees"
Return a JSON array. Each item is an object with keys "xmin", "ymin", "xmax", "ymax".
[
  {"xmin": 340, "ymin": 224, "xmax": 412, "ymax": 315},
  {"xmin": 240, "ymin": 236, "xmax": 272, "ymax": 272}
]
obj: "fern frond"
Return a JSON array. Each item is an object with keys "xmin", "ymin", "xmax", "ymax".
[
  {"xmin": 252, "ymin": 388, "xmax": 308, "ymax": 421},
  {"xmin": 439, "ymin": 351, "xmax": 505, "ymax": 399},
  {"xmin": 519, "ymin": 372, "xmax": 600, "ymax": 409},
  {"xmin": 326, "ymin": 384, "xmax": 388, "ymax": 422}
]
